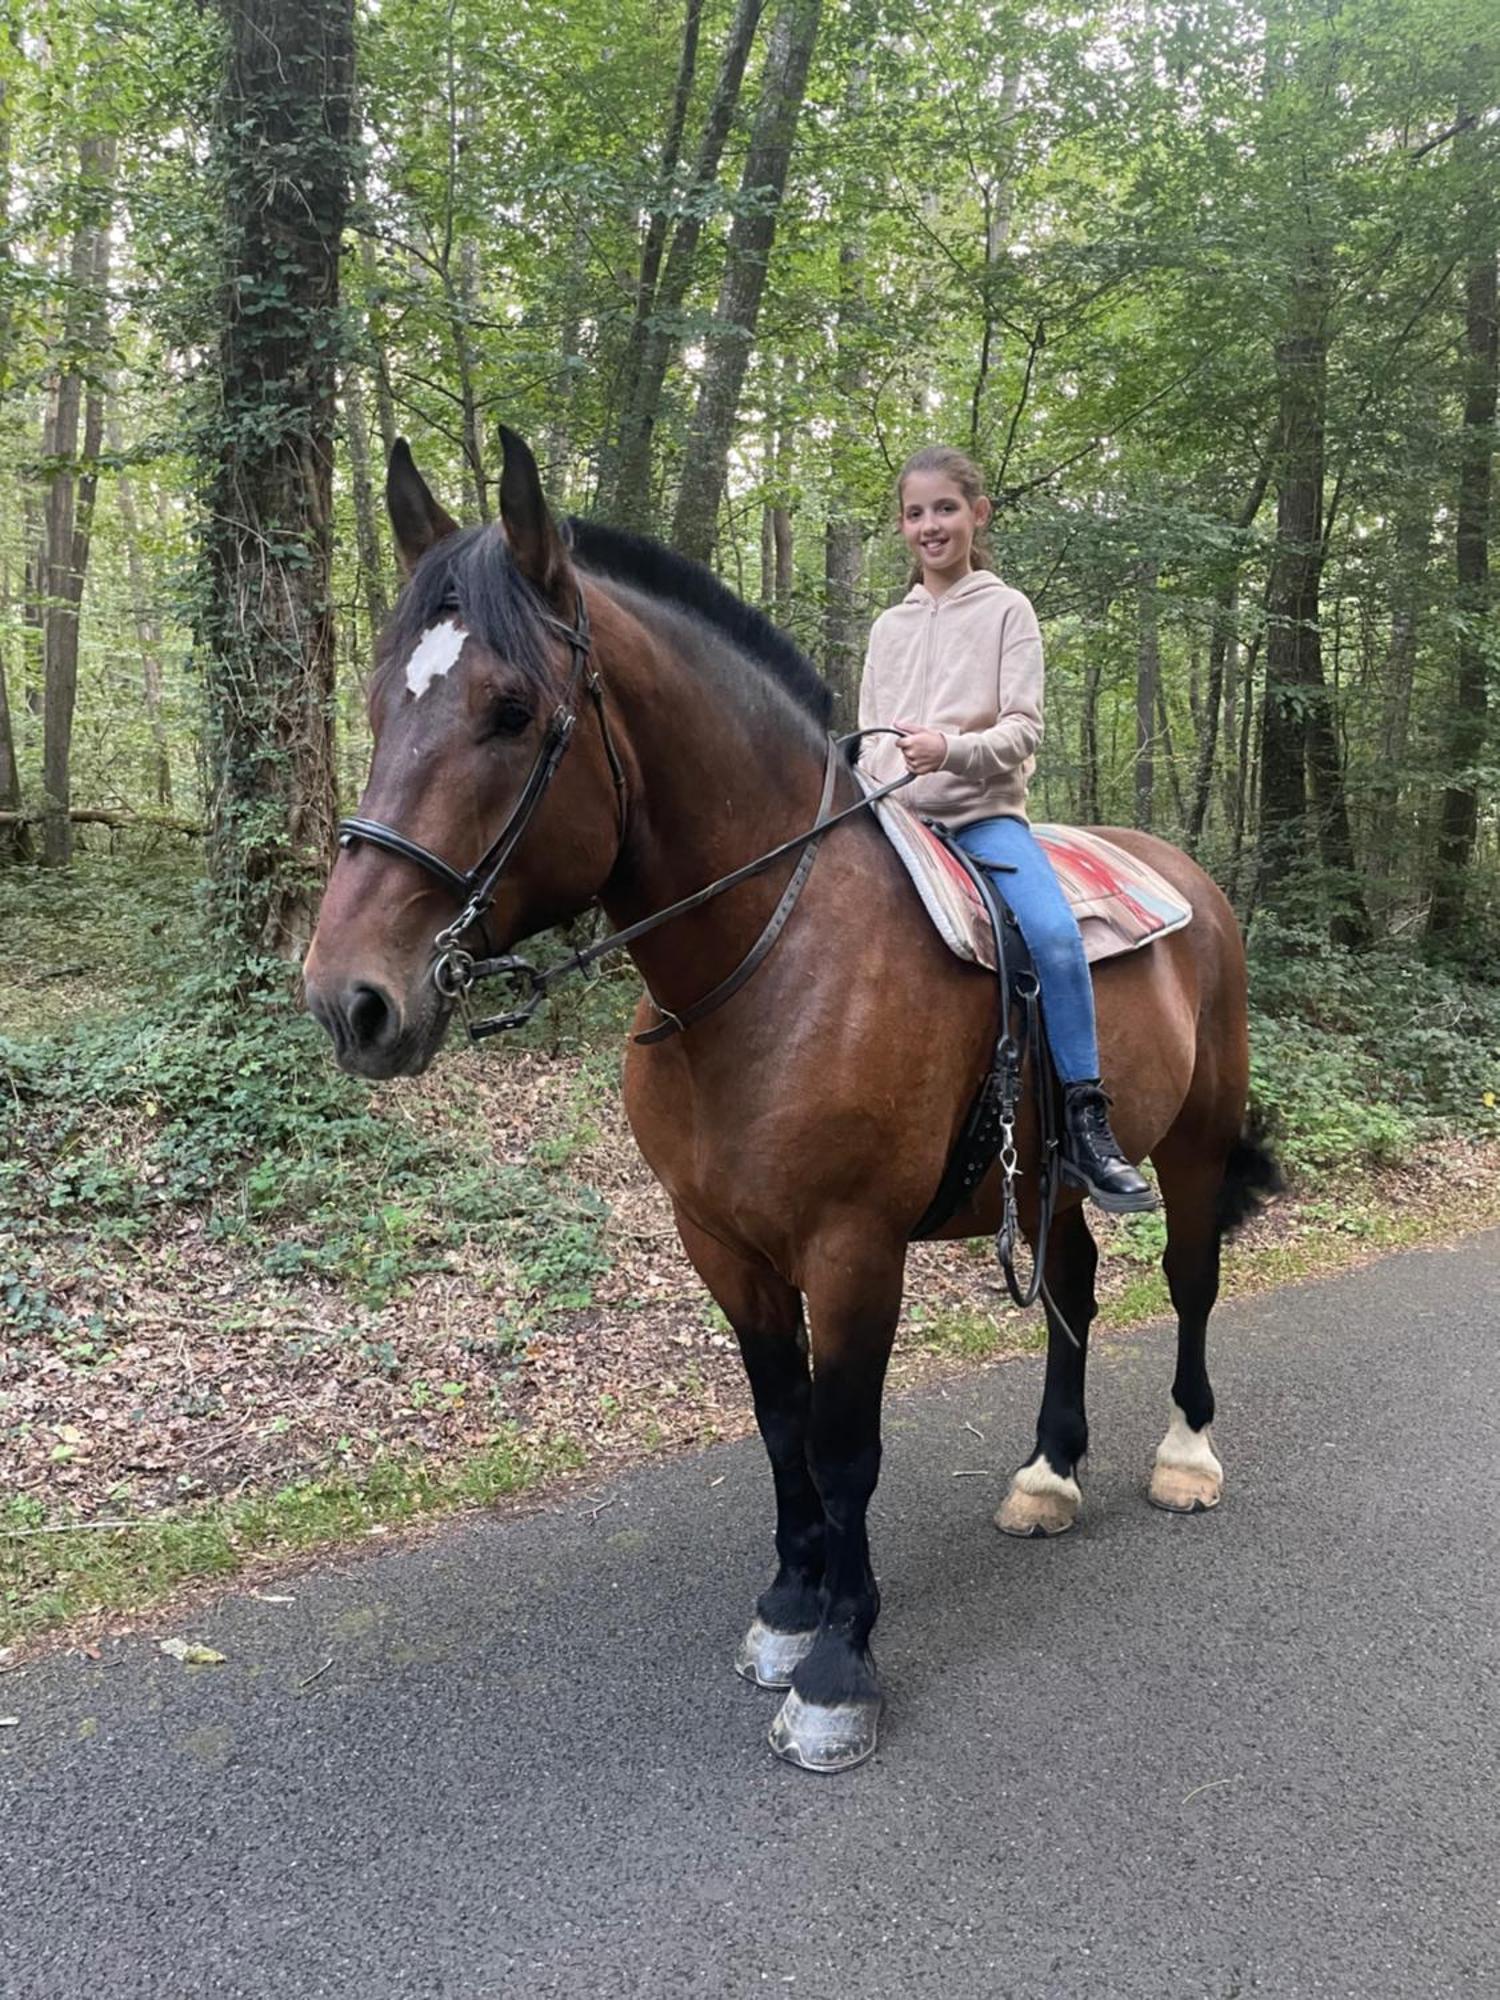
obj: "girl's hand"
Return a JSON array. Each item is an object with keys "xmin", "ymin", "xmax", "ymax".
[{"xmin": 894, "ymin": 721, "xmax": 948, "ymax": 776}]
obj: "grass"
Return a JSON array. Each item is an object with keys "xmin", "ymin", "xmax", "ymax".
[
  {"xmin": 907, "ymin": 1304, "xmax": 1048, "ymax": 1362},
  {"xmin": 1, "ymin": 1428, "xmax": 583, "ymax": 1647}
]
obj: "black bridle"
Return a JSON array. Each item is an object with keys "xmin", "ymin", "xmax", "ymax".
[
  {"xmin": 338, "ymin": 589, "xmax": 625, "ymax": 1015},
  {"xmin": 337, "ymin": 588, "xmax": 913, "ymax": 1041}
]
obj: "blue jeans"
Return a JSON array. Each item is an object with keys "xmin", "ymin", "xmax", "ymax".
[{"xmin": 954, "ymin": 816, "xmax": 1100, "ymax": 1085}]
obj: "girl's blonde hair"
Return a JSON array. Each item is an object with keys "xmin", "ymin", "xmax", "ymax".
[{"xmin": 897, "ymin": 445, "xmax": 994, "ymax": 583}]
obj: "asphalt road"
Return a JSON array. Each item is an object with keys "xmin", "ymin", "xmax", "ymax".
[{"xmin": 5, "ymin": 1231, "xmax": 1499, "ymax": 1999}]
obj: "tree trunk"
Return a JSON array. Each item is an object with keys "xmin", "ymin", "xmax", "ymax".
[
  {"xmin": 1187, "ymin": 445, "xmax": 1271, "ymax": 854},
  {"xmin": 1257, "ymin": 252, "xmax": 1370, "ymax": 946},
  {"xmin": 109, "ymin": 417, "xmax": 174, "ymax": 809},
  {"xmin": 601, "ymin": 0, "xmax": 703, "ymax": 506},
  {"xmin": 1258, "ymin": 269, "xmax": 1320, "ymax": 902},
  {"xmin": 1078, "ymin": 654, "xmax": 1101, "ymax": 824},
  {"xmin": 1187, "ymin": 583, "xmax": 1232, "ymax": 854},
  {"xmin": 0, "ymin": 17, "xmax": 25, "ymax": 859},
  {"xmin": 606, "ymin": 0, "xmax": 765, "ymax": 530},
  {"xmin": 1134, "ymin": 560, "xmax": 1158, "ymax": 831},
  {"xmin": 198, "ymin": 0, "xmax": 353, "ymax": 965},
  {"xmin": 451, "ymin": 237, "xmax": 487, "ymax": 520},
  {"xmin": 0, "ymin": 640, "xmax": 22, "ymax": 859},
  {"xmin": 0, "ymin": 2, "xmax": 16, "ymax": 399},
  {"xmin": 1367, "ymin": 506, "xmax": 1428, "ymax": 915},
  {"xmin": 21, "ymin": 485, "xmax": 43, "ymax": 716},
  {"xmin": 343, "ymin": 364, "xmax": 390, "ymax": 649},
  {"xmin": 545, "ymin": 210, "xmax": 591, "ymax": 498},
  {"xmin": 669, "ymin": 0, "xmax": 823, "ymax": 562},
  {"xmin": 823, "ymin": 515, "xmax": 863, "ymax": 731},
  {"xmin": 771, "ymin": 504, "xmax": 794, "ymax": 621},
  {"xmin": 358, "ymin": 236, "xmax": 399, "ymax": 462},
  {"xmin": 823, "ymin": 79, "xmax": 870, "ymax": 730},
  {"xmin": 1230, "ymin": 631, "xmax": 1261, "ymax": 918},
  {"xmin": 40, "ymin": 134, "xmax": 115, "ymax": 868},
  {"xmin": 1427, "ymin": 119, "xmax": 1496, "ymax": 946},
  {"xmin": 968, "ymin": 67, "xmax": 1023, "ymax": 451}
]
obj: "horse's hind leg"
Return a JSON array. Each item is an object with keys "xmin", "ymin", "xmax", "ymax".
[
  {"xmin": 995, "ymin": 1203, "xmax": 1097, "ymax": 1538},
  {"xmin": 1148, "ymin": 1155, "xmax": 1225, "ymax": 1514},
  {"xmin": 673, "ymin": 1210, "xmax": 825, "ymax": 1689},
  {"xmin": 767, "ymin": 1229, "xmax": 904, "ymax": 1774}
]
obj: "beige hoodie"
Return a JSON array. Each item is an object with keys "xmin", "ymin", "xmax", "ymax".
[{"xmin": 856, "ymin": 568, "xmax": 1043, "ymax": 827}]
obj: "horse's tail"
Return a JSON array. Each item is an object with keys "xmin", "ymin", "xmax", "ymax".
[{"xmin": 1216, "ymin": 1103, "xmax": 1284, "ymax": 1240}]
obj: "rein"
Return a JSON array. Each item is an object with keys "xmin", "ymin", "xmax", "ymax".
[
  {"xmin": 338, "ymin": 596, "xmax": 1064, "ymax": 1329},
  {"xmin": 336, "ymin": 592, "xmax": 914, "ymax": 1042}
]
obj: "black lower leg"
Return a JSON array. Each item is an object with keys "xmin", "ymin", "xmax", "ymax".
[
  {"xmin": 739, "ymin": 1318, "xmax": 825, "ymax": 1631},
  {"xmin": 792, "ymin": 1365, "xmax": 886, "ymax": 1708},
  {"xmin": 1029, "ymin": 1207, "xmax": 1098, "ymax": 1479},
  {"xmin": 1164, "ymin": 1225, "xmax": 1219, "ymax": 1432}
]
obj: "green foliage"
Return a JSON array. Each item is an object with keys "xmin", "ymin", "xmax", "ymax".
[
  {"xmin": 0, "ymin": 860, "xmax": 611, "ymax": 1322},
  {"xmin": 4, "ymin": 0, "xmax": 1497, "ymax": 957},
  {"xmin": 1248, "ymin": 916, "xmax": 1500, "ymax": 1180}
]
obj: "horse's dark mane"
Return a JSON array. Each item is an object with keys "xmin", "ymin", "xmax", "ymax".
[
  {"xmin": 566, "ymin": 517, "xmax": 833, "ymax": 729},
  {"xmin": 381, "ymin": 516, "xmax": 834, "ymax": 731}
]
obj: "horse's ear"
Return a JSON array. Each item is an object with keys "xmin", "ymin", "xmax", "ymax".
[
  {"xmin": 386, "ymin": 440, "xmax": 460, "ymax": 577},
  {"xmin": 498, "ymin": 425, "xmax": 570, "ymax": 603}
]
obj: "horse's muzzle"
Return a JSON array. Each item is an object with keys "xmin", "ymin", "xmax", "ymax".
[{"xmin": 305, "ymin": 974, "xmax": 440, "ymax": 1079}]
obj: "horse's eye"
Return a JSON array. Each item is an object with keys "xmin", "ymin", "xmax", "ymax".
[{"xmin": 485, "ymin": 698, "xmax": 532, "ymax": 739}]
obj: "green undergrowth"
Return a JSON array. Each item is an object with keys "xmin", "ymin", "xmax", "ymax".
[
  {"xmin": 0, "ymin": 1428, "xmax": 583, "ymax": 1646},
  {"xmin": 1246, "ymin": 915, "xmax": 1500, "ymax": 1181},
  {"xmin": 1, "ymin": 858, "xmax": 629, "ymax": 1336}
]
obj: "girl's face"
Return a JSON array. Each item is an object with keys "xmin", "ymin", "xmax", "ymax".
[{"xmin": 899, "ymin": 471, "xmax": 992, "ymax": 583}]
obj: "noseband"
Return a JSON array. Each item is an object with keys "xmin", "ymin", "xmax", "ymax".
[
  {"xmin": 337, "ymin": 588, "xmax": 915, "ymax": 1042},
  {"xmin": 337, "ymin": 587, "xmax": 628, "ymax": 1016}
]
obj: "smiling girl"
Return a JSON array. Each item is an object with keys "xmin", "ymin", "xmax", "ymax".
[{"xmin": 857, "ymin": 445, "xmax": 1154, "ymax": 1212}]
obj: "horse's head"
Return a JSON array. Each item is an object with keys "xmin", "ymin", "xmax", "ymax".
[{"xmin": 304, "ymin": 430, "xmax": 624, "ymax": 1077}]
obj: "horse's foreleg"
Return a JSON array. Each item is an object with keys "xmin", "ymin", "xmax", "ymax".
[
  {"xmin": 1149, "ymin": 1159, "xmax": 1224, "ymax": 1514},
  {"xmin": 996, "ymin": 1203, "xmax": 1097, "ymax": 1537},
  {"xmin": 672, "ymin": 1210, "xmax": 824, "ymax": 1688},
  {"xmin": 767, "ymin": 1234, "xmax": 903, "ymax": 1774}
]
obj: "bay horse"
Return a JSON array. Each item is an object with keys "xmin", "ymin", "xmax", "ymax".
[{"xmin": 304, "ymin": 429, "xmax": 1277, "ymax": 1774}]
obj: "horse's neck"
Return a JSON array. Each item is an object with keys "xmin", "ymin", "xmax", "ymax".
[{"xmin": 595, "ymin": 603, "xmax": 831, "ymax": 1003}]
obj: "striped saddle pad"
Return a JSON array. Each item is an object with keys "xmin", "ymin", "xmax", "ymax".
[{"xmin": 861, "ymin": 779, "xmax": 1193, "ymax": 973}]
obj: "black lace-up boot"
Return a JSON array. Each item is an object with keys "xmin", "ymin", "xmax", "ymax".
[{"xmin": 1061, "ymin": 1081, "xmax": 1158, "ymax": 1213}]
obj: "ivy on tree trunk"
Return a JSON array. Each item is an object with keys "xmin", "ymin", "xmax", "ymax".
[{"xmin": 197, "ymin": 0, "xmax": 353, "ymax": 968}]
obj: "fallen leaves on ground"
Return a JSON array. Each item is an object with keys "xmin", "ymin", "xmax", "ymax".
[
  {"xmin": 8, "ymin": 1043, "xmax": 1499, "ymax": 1533},
  {"xmin": 157, "ymin": 1639, "xmax": 227, "ymax": 1666}
]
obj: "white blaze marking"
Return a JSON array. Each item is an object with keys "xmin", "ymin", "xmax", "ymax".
[{"xmin": 404, "ymin": 619, "xmax": 467, "ymax": 698}]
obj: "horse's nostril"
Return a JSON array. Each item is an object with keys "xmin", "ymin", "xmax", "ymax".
[{"xmin": 347, "ymin": 982, "xmax": 397, "ymax": 1049}]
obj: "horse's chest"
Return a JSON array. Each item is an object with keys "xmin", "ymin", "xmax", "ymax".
[{"xmin": 622, "ymin": 1046, "xmax": 796, "ymax": 1219}]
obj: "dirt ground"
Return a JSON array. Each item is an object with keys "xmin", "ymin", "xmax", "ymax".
[{"xmin": 10, "ymin": 1034, "xmax": 1500, "ymax": 1531}]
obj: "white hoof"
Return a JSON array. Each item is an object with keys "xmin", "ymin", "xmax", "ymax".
[
  {"xmin": 995, "ymin": 1455, "xmax": 1082, "ymax": 1538},
  {"xmin": 1149, "ymin": 1404, "xmax": 1223, "ymax": 1514}
]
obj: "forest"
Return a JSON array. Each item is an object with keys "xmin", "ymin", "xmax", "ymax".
[{"xmin": 1, "ymin": 0, "xmax": 1497, "ymax": 1631}]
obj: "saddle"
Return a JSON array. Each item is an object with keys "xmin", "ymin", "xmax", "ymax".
[
  {"xmin": 858, "ymin": 775, "xmax": 1193, "ymax": 972},
  {"xmin": 857, "ymin": 779, "xmax": 1193, "ymax": 1252}
]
